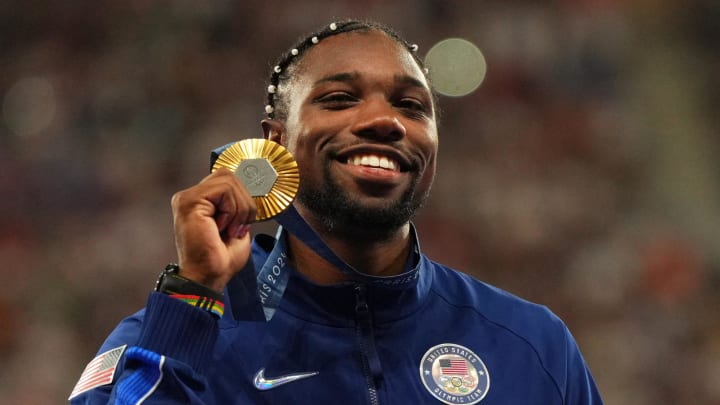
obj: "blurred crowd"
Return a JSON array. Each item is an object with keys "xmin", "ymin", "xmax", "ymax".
[{"xmin": 1, "ymin": 1, "xmax": 718, "ymax": 403}]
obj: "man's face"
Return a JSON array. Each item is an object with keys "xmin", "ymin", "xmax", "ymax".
[{"xmin": 278, "ymin": 30, "xmax": 438, "ymax": 238}]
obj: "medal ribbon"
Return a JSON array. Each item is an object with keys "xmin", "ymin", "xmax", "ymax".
[{"xmin": 211, "ymin": 143, "xmax": 420, "ymax": 321}]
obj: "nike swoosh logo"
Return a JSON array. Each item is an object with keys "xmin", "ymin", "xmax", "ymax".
[{"xmin": 253, "ymin": 368, "xmax": 319, "ymax": 391}]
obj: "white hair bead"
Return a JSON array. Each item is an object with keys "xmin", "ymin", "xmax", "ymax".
[
  {"xmin": 311, "ymin": 36, "xmax": 319, "ymax": 44},
  {"xmin": 291, "ymin": 48, "xmax": 299, "ymax": 56},
  {"xmin": 265, "ymin": 105, "xmax": 275, "ymax": 114},
  {"xmin": 410, "ymin": 44, "xmax": 419, "ymax": 52},
  {"xmin": 329, "ymin": 22, "xmax": 337, "ymax": 31},
  {"xmin": 274, "ymin": 65, "xmax": 282, "ymax": 73},
  {"xmin": 267, "ymin": 85, "xmax": 276, "ymax": 94}
]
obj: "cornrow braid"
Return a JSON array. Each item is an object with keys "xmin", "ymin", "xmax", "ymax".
[{"xmin": 264, "ymin": 19, "xmax": 429, "ymax": 121}]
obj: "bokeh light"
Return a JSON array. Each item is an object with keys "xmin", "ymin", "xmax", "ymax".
[
  {"xmin": 424, "ymin": 38, "xmax": 487, "ymax": 97},
  {"xmin": 2, "ymin": 76, "xmax": 57, "ymax": 137}
]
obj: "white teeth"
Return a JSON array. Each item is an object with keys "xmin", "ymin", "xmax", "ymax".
[
  {"xmin": 347, "ymin": 154, "xmax": 399, "ymax": 171},
  {"xmin": 379, "ymin": 157, "xmax": 397, "ymax": 170}
]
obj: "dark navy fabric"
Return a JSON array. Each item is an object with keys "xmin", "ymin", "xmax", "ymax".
[{"xmin": 70, "ymin": 234, "xmax": 603, "ymax": 404}]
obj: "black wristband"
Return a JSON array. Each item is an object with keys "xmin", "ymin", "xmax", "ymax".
[{"xmin": 155, "ymin": 264, "xmax": 224, "ymax": 305}]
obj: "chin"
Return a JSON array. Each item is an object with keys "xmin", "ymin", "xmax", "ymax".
[{"xmin": 298, "ymin": 188, "xmax": 425, "ymax": 242}]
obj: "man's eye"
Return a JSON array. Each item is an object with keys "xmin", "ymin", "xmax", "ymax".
[
  {"xmin": 396, "ymin": 98, "xmax": 429, "ymax": 117},
  {"xmin": 316, "ymin": 93, "xmax": 358, "ymax": 108}
]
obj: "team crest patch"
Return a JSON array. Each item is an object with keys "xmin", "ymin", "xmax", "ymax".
[{"xmin": 420, "ymin": 343, "xmax": 490, "ymax": 404}]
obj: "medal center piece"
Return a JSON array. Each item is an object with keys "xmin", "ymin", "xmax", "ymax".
[
  {"xmin": 237, "ymin": 158, "xmax": 278, "ymax": 197},
  {"xmin": 211, "ymin": 138, "xmax": 299, "ymax": 221}
]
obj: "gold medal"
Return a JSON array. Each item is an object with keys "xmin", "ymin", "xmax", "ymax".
[{"xmin": 212, "ymin": 138, "xmax": 299, "ymax": 221}]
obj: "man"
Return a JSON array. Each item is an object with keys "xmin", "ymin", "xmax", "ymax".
[{"xmin": 70, "ymin": 20, "xmax": 603, "ymax": 404}]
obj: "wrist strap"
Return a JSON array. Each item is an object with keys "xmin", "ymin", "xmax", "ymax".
[
  {"xmin": 168, "ymin": 293, "xmax": 225, "ymax": 319},
  {"xmin": 156, "ymin": 264, "xmax": 225, "ymax": 319}
]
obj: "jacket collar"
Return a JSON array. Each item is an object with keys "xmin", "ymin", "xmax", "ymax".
[
  {"xmin": 276, "ymin": 224, "xmax": 432, "ymax": 326},
  {"xmin": 226, "ymin": 225, "xmax": 433, "ymax": 326}
]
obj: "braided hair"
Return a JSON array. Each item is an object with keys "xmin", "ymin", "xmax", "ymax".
[{"xmin": 264, "ymin": 19, "xmax": 430, "ymax": 122}]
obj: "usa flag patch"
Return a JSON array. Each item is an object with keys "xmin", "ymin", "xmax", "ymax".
[{"xmin": 69, "ymin": 345, "xmax": 127, "ymax": 400}]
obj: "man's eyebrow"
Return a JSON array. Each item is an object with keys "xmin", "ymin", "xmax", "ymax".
[
  {"xmin": 313, "ymin": 72, "xmax": 359, "ymax": 86},
  {"xmin": 312, "ymin": 72, "xmax": 429, "ymax": 91},
  {"xmin": 394, "ymin": 74, "xmax": 429, "ymax": 91}
]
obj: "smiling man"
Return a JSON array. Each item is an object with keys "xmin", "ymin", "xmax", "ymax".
[
  {"xmin": 70, "ymin": 20, "xmax": 603, "ymax": 404},
  {"xmin": 264, "ymin": 28, "xmax": 438, "ymax": 285}
]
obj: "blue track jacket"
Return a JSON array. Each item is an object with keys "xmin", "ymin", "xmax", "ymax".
[{"xmin": 70, "ymin": 231, "xmax": 603, "ymax": 404}]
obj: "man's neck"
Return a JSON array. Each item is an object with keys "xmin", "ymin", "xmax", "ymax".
[{"xmin": 286, "ymin": 219, "xmax": 412, "ymax": 285}]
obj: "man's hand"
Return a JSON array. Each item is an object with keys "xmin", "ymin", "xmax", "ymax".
[{"xmin": 171, "ymin": 168, "xmax": 257, "ymax": 292}]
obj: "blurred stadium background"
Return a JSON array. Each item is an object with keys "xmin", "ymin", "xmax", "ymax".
[{"xmin": 1, "ymin": 1, "xmax": 719, "ymax": 403}]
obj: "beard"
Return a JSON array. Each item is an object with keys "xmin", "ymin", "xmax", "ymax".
[{"xmin": 296, "ymin": 163, "xmax": 430, "ymax": 242}]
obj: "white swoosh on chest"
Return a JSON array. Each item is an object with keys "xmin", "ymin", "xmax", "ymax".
[{"xmin": 253, "ymin": 368, "xmax": 320, "ymax": 391}]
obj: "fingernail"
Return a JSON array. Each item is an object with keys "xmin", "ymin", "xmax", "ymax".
[
  {"xmin": 235, "ymin": 224, "xmax": 251, "ymax": 239},
  {"xmin": 216, "ymin": 213, "xmax": 230, "ymax": 231}
]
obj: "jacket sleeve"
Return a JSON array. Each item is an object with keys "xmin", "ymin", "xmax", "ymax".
[
  {"xmin": 69, "ymin": 292, "xmax": 219, "ymax": 404},
  {"xmin": 562, "ymin": 325, "xmax": 604, "ymax": 405}
]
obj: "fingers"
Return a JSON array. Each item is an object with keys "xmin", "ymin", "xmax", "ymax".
[
  {"xmin": 169, "ymin": 168, "xmax": 257, "ymax": 291},
  {"xmin": 173, "ymin": 168, "xmax": 257, "ymax": 238},
  {"xmin": 203, "ymin": 168, "xmax": 257, "ymax": 238}
]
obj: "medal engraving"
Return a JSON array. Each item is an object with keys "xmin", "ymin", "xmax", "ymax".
[
  {"xmin": 212, "ymin": 138, "xmax": 299, "ymax": 221},
  {"xmin": 237, "ymin": 158, "xmax": 278, "ymax": 197}
]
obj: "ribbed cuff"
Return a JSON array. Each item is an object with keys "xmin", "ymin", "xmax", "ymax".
[{"xmin": 137, "ymin": 292, "xmax": 219, "ymax": 372}]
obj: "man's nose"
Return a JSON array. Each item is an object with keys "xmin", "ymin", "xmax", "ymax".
[{"xmin": 350, "ymin": 99, "xmax": 406, "ymax": 141}]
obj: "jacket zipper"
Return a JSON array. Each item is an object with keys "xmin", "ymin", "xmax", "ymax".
[{"xmin": 354, "ymin": 284, "xmax": 381, "ymax": 405}]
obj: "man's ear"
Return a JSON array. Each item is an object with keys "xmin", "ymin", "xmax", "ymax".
[{"xmin": 261, "ymin": 119, "xmax": 287, "ymax": 145}]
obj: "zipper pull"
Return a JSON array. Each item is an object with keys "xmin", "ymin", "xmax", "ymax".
[{"xmin": 354, "ymin": 284, "xmax": 369, "ymax": 316}]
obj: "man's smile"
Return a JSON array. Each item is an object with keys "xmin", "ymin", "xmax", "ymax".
[
  {"xmin": 334, "ymin": 144, "xmax": 414, "ymax": 175},
  {"xmin": 345, "ymin": 153, "xmax": 399, "ymax": 171},
  {"xmin": 332, "ymin": 147, "xmax": 413, "ymax": 185}
]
